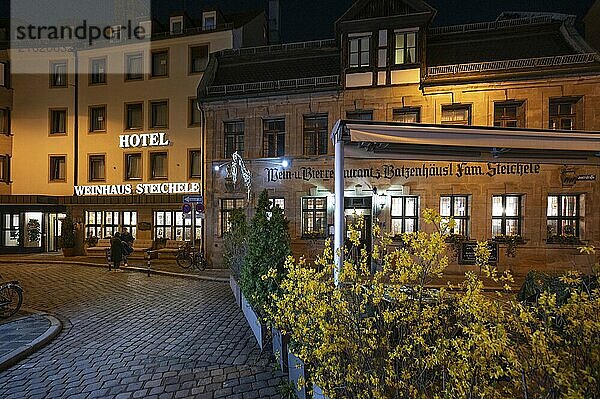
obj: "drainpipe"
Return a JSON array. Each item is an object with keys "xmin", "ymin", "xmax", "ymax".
[
  {"xmin": 198, "ymin": 103, "xmax": 206, "ymax": 256},
  {"xmin": 73, "ymin": 48, "xmax": 79, "ymax": 187}
]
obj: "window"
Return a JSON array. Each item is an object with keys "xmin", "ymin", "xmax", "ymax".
[
  {"xmin": 110, "ymin": 25, "xmax": 122, "ymax": 42},
  {"xmin": 391, "ymin": 196, "xmax": 419, "ymax": 236},
  {"xmin": 440, "ymin": 195, "xmax": 469, "ymax": 236},
  {"xmin": 494, "ymin": 101, "xmax": 525, "ymax": 128},
  {"xmin": 50, "ymin": 61, "xmax": 67, "ymax": 87},
  {"xmin": 150, "ymin": 152, "xmax": 167, "ymax": 179},
  {"xmin": 125, "ymin": 153, "xmax": 142, "ymax": 180},
  {"xmin": 125, "ymin": 103, "xmax": 143, "ymax": 130},
  {"xmin": 89, "ymin": 58, "xmax": 106, "ymax": 85},
  {"xmin": 377, "ymin": 30, "xmax": 387, "ymax": 68},
  {"xmin": 492, "ymin": 195, "xmax": 522, "ymax": 237},
  {"xmin": 549, "ymin": 98, "xmax": 581, "ymax": 130},
  {"xmin": 104, "ymin": 211, "xmax": 120, "ymax": 238},
  {"xmin": 0, "ymin": 155, "xmax": 9, "ymax": 183},
  {"xmin": 263, "ymin": 119, "xmax": 285, "ymax": 157},
  {"xmin": 2, "ymin": 214, "xmax": 19, "ymax": 247},
  {"xmin": 89, "ymin": 106, "xmax": 106, "ymax": 132},
  {"xmin": 151, "ymin": 50, "xmax": 168, "ymax": 77},
  {"xmin": 394, "ymin": 31, "xmax": 417, "ymax": 65},
  {"xmin": 189, "ymin": 98, "xmax": 201, "ymax": 126},
  {"xmin": 224, "ymin": 121, "xmax": 244, "ymax": 158},
  {"xmin": 441, "ymin": 104, "xmax": 471, "ymax": 126},
  {"xmin": 154, "ymin": 211, "xmax": 173, "ymax": 239},
  {"xmin": 349, "ymin": 34, "xmax": 370, "ymax": 68},
  {"xmin": 189, "ymin": 150, "xmax": 201, "ymax": 178},
  {"xmin": 0, "ymin": 108, "xmax": 10, "ymax": 135},
  {"xmin": 346, "ymin": 110, "xmax": 373, "ymax": 120},
  {"xmin": 0, "ymin": 61, "xmax": 9, "ymax": 88},
  {"xmin": 170, "ymin": 16, "xmax": 183, "ymax": 34},
  {"xmin": 220, "ymin": 199, "xmax": 244, "ymax": 236},
  {"xmin": 50, "ymin": 109, "xmax": 67, "ymax": 134},
  {"xmin": 189, "ymin": 45, "xmax": 209, "ymax": 73},
  {"xmin": 269, "ymin": 198, "xmax": 285, "ymax": 211},
  {"xmin": 150, "ymin": 100, "xmax": 168, "ymax": 128},
  {"xmin": 86, "ymin": 211, "xmax": 137, "ymax": 239},
  {"xmin": 49, "ymin": 156, "xmax": 66, "ymax": 182},
  {"xmin": 392, "ymin": 107, "xmax": 420, "ymax": 123},
  {"xmin": 547, "ymin": 195, "xmax": 580, "ymax": 238},
  {"xmin": 203, "ymin": 12, "xmax": 216, "ymax": 30},
  {"xmin": 153, "ymin": 211, "xmax": 197, "ymax": 241},
  {"xmin": 89, "ymin": 155, "xmax": 105, "ymax": 181},
  {"xmin": 126, "ymin": 53, "xmax": 143, "ymax": 81},
  {"xmin": 303, "ymin": 115, "xmax": 328, "ymax": 156},
  {"xmin": 302, "ymin": 197, "xmax": 327, "ymax": 237}
]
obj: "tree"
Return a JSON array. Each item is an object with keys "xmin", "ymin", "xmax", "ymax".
[
  {"xmin": 60, "ymin": 211, "xmax": 75, "ymax": 249},
  {"xmin": 240, "ymin": 190, "xmax": 290, "ymax": 323},
  {"xmin": 223, "ymin": 208, "xmax": 248, "ymax": 279}
]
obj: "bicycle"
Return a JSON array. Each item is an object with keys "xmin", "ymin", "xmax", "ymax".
[
  {"xmin": 176, "ymin": 243, "xmax": 206, "ymax": 271},
  {"xmin": 0, "ymin": 275, "xmax": 23, "ymax": 319}
]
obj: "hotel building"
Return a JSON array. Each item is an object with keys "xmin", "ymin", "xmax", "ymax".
[{"xmin": 197, "ymin": 0, "xmax": 600, "ymax": 272}]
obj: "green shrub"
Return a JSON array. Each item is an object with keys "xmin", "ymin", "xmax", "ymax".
[
  {"xmin": 223, "ymin": 208, "xmax": 247, "ymax": 278},
  {"xmin": 60, "ymin": 211, "xmax": 75, "ymax": 249}
]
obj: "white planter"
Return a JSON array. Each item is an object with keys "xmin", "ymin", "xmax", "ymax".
[
  {"xmin": 312, "ymin": 383, "xmax": 328, "ymax": 399},
  {"xmin": 229, "ymin": 275, "xmax": 242, "ymax": 307},
  {"xmin": 272, "ymin": 327, "xmax": 288, "ymax": 372},
  {"xmin": 287, "ymin": 350, "xmax": 307, "ymax": 399},
  {"xmin": 241, "ymin": 293, "xmax": 267, "ymax": 350}
]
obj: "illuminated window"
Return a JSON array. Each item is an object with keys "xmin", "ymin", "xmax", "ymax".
[
  {"xmin": 125, "ymin": 103, "xmax": 143, "ymax": 130},
  {"xmin": 263, "ymin": 119, "xmax": 285, "ymax": 158},
  {"xmin": 494, "ymin": 101, "xmax": 525, "ymax": 128},
  {"xmin": 224, "ymin": 121, "xmax": 244, "ymax": 158},
  {"xmin": 49, "ymin": 156, "xmax": 66, "ymax": 182},
  {"xmin": 2, "ymin": 213, "xmax": 20, "ymax": 247},
  {"xmin": 50, "ymin": 61, "xmax": 67, "ymax": 87},
  {"xmin": 50, "ymin": 109, "xmax": 67, "ymax": 134},
  {"xmin": 303, "ymin": 114, "xmax": 328, "ymax": 156},
  {"xmin": 88, "ymin": 155, "xmax": 105, "ymax": 181},
  {"xmin": 440, "ymin": 195, "xmax": 470, "ymax": 236},
  {"xmin": 125, "ymin": 53, "xmax": 143, "ymax": 81},
  {"xmin": 549, "ymin": 98, "xmax": 581, "ymax": 130},
  {"xmin": 89, "ymin": 106, "xmax": 106, "ymax": 132},
  {"xmin": 441, "ymin": 104, "xmax": 471, "ymax": 126},
  {"xmin": 170, "ymin": 16, "xmax": 183, "ymax": 34},
  {"xmin": 104, "ymin": 211, "xmax": 120, "ymax": 238},
  {"xmin": 392, "ymin": 107, "xmax": 420, "ymax": 123},
  {"xmin": 349, "ymin": 34, "xmax": 370, "ymax": 68},
  {"xmin": 220, "ymin": 199, "xmax": 244, "ymax": 236},
  {"xmin": 125, "ymin": 153, "xmax": 142, "ymax": 180},
  {"xmin": 150, "ymin": 152, "xmax": 167, "ymax": 179},
  {"xmin": 122, "ymin": 212, "xmax": 137, "ymax": 238},
  {"xmin": 492, "ymin": 195, "xmax": 522, "ymax": 237},
  {"xmin": 85, "ymin": 211, "xmax": 103, "ymax": 238},
  {"xmin": 394, "ymin": 31, "xmax": 417, "ymax": 64},
  {"xmin": 154, "ymin": 211, "xmax": 172, "ymax": 239},
  {"xmin": 302, "ymin": 197, "xmax": 327, "ymax": 237},
  {"xmin": 391, "ymin": 196, "xmax": 419, "ymax": 236},
  {"xmin": 269, "ymin": 198, "xmax": 285, "ymax": 211},
  {"xmin": 84, "ymin": 211, "xmax": 137, "ymax": 239},
  {"xmin": 547, "ymin": 195, "xmax": 580, "ymax": 238}
]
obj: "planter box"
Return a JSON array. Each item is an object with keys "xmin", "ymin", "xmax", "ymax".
[
  {"xmin": 241, "ymin": 293, "xmax": 267, "ymax": 350},
  {"xmin": 229, "ymin": 275, "xmax": 242, "ymax": 307},
  {"xmin": 272, "ymin": 327, "xmax": 288, "ymax": 373},
  {"xmin": 287, "ymin": 350, "xmax": 307, "ymax": 399}
]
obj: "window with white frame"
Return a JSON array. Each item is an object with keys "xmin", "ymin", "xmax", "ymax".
[
  {"xmin": 50, "ymin": 109, "xmax": 66, "ymax": 134},
  {"xmin": 302, "ymin": 197, "xmax": 327, "ymax": 237},
  {"xmin": 125, "ymin": 53, "xmax": 143, "ymax": 81},
  {"xmin": 441, "ymin": 104, "xmax": 471, "ymax": 126},
  {"xmin": 547, "ymin": 195, "xmax": 581, "ymax": 238},
  {"xmin": 203, "ymin": 12, "xmax": 216, "ymax": 30},
  {"xmin": 89, "ymin": 105, "xmax": 106, "ymax": 132},
  {"xmin": 85, "ymin": 211, "xmax": 138, "ymax": 239},
  {"xmin": 85, "ymin": 211, "xmax": 103, "ymax": 238},
  {"xmin": 269, "ymin": 198, "xmax": 285, "ymax": 211},
  {"xmin": 49, "ymin": 156, "xmax": 66, "ymax": 182},
  {"xmin": 440, "ymin": 195, "xmax": 470, "ymax": 236},
  {"xmin": 104, "ymin": 211, "xmax": 120, "ymax": 238},
  {"xmin": 189, "ymin": 150, "xmax": 201, "ymax": 178},
  {"xmin": 150, "ymin": 152, "xmax": 167, "ymax": 179},
  {"xmin": 492, "ymin": 195, "xmax": 522, "ymax": 237},
  {"xmin": 220, "ymin": 199, "xmax": 244, "ymax": 236},
  {"xmin": 394, "ymin": 30, "xmax": 417, "ymax": 65},
  {"xmin": 170, "ymin": 16, "xmax": 183, "ymax": 34},
  {"xmin": 2, "ymin": 213, "xmax": 19, "ymax": 247},
  {"xmin": 50, "ymin": 61, "xmax": 67, "ymax": 87},
  {"xmin": 349, "ymin": 34, "xmax": 370, "ymax": 68},
  {"xmin": 125, "ymin": 153, "xmax": 142, "ymax": 180},
  {"xmin": 88, "ymin": 155, "xmax": 105, "ymax": 181},
  {"xmin": 391, "ymin": 196, "xmax": 418, "ymax": 236},
  {"xmin": 392, "ymin": 107, "xmax": 420, "ymax": 123},
  {"xmin": 90, "ymin": 58, "xmax": 106, "ymax": 85}
]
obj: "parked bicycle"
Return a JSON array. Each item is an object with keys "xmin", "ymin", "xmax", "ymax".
[
  {"xmin": 0, "ymin": 275, "xmax": 23, "ymax": 319},
  {"xmin": 176, "ymin": 243, "xmax": 206, "ymax": 271}
]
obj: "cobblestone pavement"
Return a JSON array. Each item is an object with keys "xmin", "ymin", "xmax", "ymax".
[{"xmin": 0, "ymin": 263, "xmax": 284, "ymax": 399}]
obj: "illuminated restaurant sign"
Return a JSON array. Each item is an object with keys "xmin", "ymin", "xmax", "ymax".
[
  {"xmin": 265, "ymin": 162, "xmax": 542, "ymax": 183},
  {"xmin": 74, "ymin": 182, "xmax": 200, "ymax": 196}
]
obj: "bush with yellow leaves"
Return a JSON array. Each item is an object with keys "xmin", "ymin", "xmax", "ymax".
[{"xmin": 267, "ymin": 209, "xmax": 599, "ymax": 399}]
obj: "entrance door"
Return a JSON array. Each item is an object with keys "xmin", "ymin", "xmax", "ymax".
[
  {"xmin": 23, "ymin": 212, "xmax": 44, "ymax": 251},
  {"xmin": 47, "ymin": 213, "xmax": 66, "ymax": 252},
  {"xmin": 344, "ymin": 197, "xmax": 373, "ymax": 261}
]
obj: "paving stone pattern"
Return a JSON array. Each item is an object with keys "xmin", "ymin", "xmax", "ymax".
[
  {"xmin": 0, "ymin": 263, "xmax": 284, "ymax": 399},
  {"xmin": 0, "ymin": 313, "xmax": 51, "ymax": 358}
]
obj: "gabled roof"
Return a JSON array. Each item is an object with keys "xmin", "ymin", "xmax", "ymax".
[{"xmin": 336, "ymin": 0, "xmax": 435, "ymax": 23}]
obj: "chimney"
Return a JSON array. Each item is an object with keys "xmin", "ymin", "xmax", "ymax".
[{"xmin": 268, "ymin": 0, "xmax": 281, "ymax": 44}]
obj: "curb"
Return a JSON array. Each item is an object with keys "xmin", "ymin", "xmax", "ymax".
[
  {"xmin": 0, "ymin": 259, "xmax": 229, "ymax": 283},
  {"xmin": 0, "ymin": 312, "xmax": 63, "ymax": 372}
]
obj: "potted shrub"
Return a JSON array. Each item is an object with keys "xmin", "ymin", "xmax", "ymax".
[
  {"xmin": 223, "ymin": 208, "xmax": 247, "ymax": 307},
  {"xmin": 60, "ymin": 211, "xmax": 76, "ymax": 257}
]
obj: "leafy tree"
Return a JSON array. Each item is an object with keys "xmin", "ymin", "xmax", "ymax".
[
  {"xmin": 223, "ymin": 208, "xmax": 248, "ymax": 279},
  {"xmin": 60, "ymin": 211, "xmax": 75, "ymax": 249},
  {"xmin": 240, "ymin": 190, "xmax": 290, "ymax": 323}
]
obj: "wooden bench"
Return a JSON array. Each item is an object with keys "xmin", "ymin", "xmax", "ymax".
[
  {"xmin": 155, "ymin": 240, "xmax": 185, "ymax": 259},
  {"xmin": 128, "ymin": 239, "xmax": 154, "ymax": 259},
  {"xmin": 86, "ymin": 238, "xmax": 111, "ymax": 256}
]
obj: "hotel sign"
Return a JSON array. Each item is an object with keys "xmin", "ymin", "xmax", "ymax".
[
  {"xmin": 74, "ymin": 182, "xmax": 200, "ymax": 196},
  {"xmin": 119, "ymin": 132, "xmax": 170, "ymax": 148},
  {"xmin": 265, "ymin": 162, "xmax": 541, "ymax": 183}
]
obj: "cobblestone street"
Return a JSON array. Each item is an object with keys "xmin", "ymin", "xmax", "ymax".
[{"xmin": 0, "ymin": 263, "xmax": 283, "ymax": 399}]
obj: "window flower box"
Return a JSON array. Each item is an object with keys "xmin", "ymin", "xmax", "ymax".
[
  {"xmin": 241, "ymin": 293, "xmax": 267, "ymax": 350},
  {"xmin": 546, "ymin": 234, "xmax": 585, "ymax": 246}
]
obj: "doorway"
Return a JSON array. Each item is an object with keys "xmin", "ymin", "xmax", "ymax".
[
  {"xmin": 47, "ymin": 213, "xmax": 66, "ymax": 252},
  {"xmin": 344, "ymin": 197, "xmax": 373, "ymax": 261}
]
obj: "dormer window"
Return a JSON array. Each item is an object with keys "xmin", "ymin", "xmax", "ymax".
[
  {"xmin": 138, "ymin": 21, "xmax": 152, "ymax": 38},
  {"xmin": 349, "ymin": 33, "xmax": 370, "ymax": 68},
  {"xmin": 394, "ymin": 30, "xmax": 418, "ymax": 65},
  {"xmin": 203, "ymin": 11, "xmax": 217, "ymax": 30},
  {"xmin": 170, "ymin": 16, "xmax": 183, "ymax": 35}
]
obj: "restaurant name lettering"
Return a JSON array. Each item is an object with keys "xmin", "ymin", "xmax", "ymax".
[{"xmin": 265, "ymin": 162, "xmax": 541, "ymax": 183}]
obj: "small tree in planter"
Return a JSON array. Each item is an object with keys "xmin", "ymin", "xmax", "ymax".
[
  {"xmin": 224, "ymin": 208, "xmax": 247, "ymax": 306},
  {"xmin": 240, "ymin": 190, "xmax": 290, "ymax": 348},
  {"xmin": 60, "ymin": 211, "xmax": 76, "ymax": 257}
]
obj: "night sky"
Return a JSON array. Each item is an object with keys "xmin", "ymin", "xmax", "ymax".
[{"xmin": 1, "ymin": 0, "xmax": 596, "ymax": 42}]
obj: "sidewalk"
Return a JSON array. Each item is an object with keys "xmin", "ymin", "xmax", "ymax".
[
  {"xmin": 0, "ymin": 310, "xmax": 62, "ymax": 372},
  {"xmin": 0, "ymin": 252, "xmax": 231, "ymax": 282}
]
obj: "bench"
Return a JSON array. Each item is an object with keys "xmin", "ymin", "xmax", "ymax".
[
  {"xmin": 155, "ymin": 240, "xmax": 185, "ymax": 259},
  {"xmin": 86, "ymin": 239, "xmax": 111, "ymax": 256},
  {"xmin": 128, "ymin": 239, "xmax": 154, "ymax": 259}
]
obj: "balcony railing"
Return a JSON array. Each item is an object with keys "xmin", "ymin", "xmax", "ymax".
[
  {"xmin": 430, "ymin": 16, "xmax": 555, "ymax": 35},
  {"xmin": 427, "ymin": 53, "xmax": 599, "ymax": 76},
  {"xmin": 220, "ymin": 39, "xmax": 337, "ymax": 57},
  {"xmin": 206, "ymin": 75, "xmax": 340, "ymax": 96}
]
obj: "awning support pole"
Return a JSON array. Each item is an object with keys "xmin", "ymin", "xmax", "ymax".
[{"xmin": 332, "ymin": 121, "xmax": 344, "ymax": 286}]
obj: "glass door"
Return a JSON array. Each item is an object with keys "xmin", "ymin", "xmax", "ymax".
[
  {"xmin": 24, "ymin": 212, "xmax": 44, "ymax": 250},
  {"xmin": 47, "ymin": 213, "xmax": 66, "ymax": 252}
]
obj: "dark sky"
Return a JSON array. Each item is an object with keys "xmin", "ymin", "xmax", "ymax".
[{"xmin": 2, "ymin": 0, "xmax": 596, "ymax": 42}]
